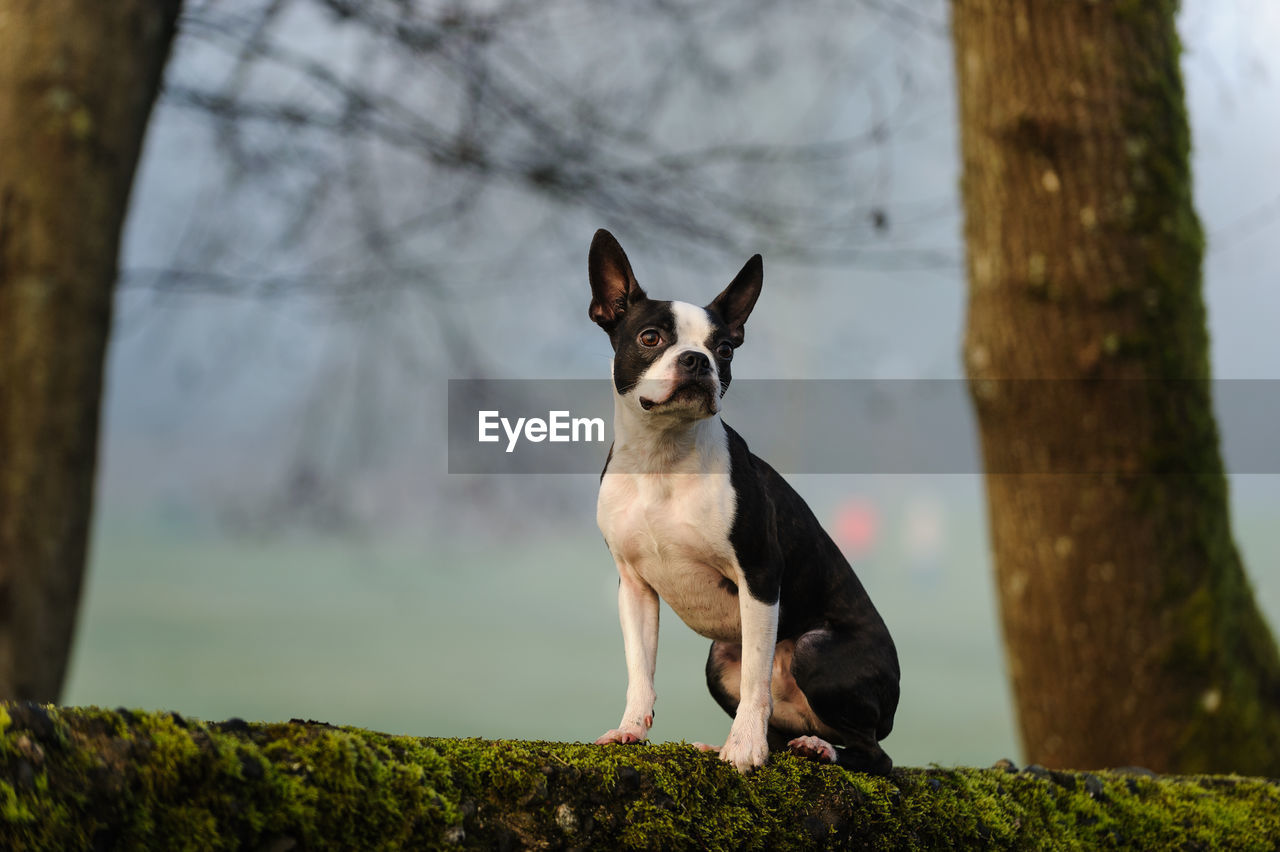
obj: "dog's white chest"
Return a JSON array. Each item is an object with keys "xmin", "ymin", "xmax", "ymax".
[{"xmin": 598, "ymin": 465, "xmax": 742, "ymax": 641}]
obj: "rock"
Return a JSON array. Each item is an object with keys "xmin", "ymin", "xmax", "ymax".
[
  {"xmin": 803, "ymin": 815, "xmax": 829, "ymax": 842},
  {"xmin": 1083, "ymin": 773, "xmax": 1105, "ymax": 799},
  {"xmin": 1113, "ymin": 766, "xmax": 1156, "ymax": 777},
  {"xmin": 215, "ymin": 717, "xmax": 251, "ymax": 734},
  {"xmin": 555, "ymin": 803, "xmax": 578, "ymax": 834},
  {"xmin": 8, "ymin": 702, "xmax": 55, "ymax": 740},
  {"xmin": 15, "ymin": 734, "xmax": 45, "ymax": 767},
  {"xmin": 238, "ymin": 749, "xmax": 265, "ymax": 781},
  {"xmin": 14, "ymin": 760, "xmax": 36, "ymax": 791},
  {"xmin": 1023, "ymin": 764, "xmax": 1052, "ymax": 781},
  {"xmin": 614, "ymin": 765, "xmax": 641, "ymax": 793}
]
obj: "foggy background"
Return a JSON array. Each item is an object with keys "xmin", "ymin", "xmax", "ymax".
[{"xmin": 66, "ymin": 0, "xmax": 1280, "ymax": 766}]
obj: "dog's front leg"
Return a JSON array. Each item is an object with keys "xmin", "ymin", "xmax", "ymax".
[
  {"xmin": 718, "ymin": 583, "xmax": 778, "ymax": 772},
  {"xmin": 595, "ymin": 569, "xmax": 659, "ymax": 745}
]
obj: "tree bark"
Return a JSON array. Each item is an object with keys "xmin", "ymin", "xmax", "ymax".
[
  {"xmin": 0, "ymin": 1, "xmax": 181, "ymax": 700},
  {"xmin": 952, "ymin": 0, "xmax": 1280, "ymax": 773}
]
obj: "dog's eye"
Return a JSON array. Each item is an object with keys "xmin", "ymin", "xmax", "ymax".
[
  {"xmin": 639, "ymin": 329, "xmax": 662, "ymax": 347},
  {"xmin": 716, "ymin": 342, "xmax": 734, "ymax": 360}
]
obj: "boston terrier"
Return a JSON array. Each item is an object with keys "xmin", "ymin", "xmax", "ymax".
[{"xmin": 588, "ymin": 229, "xmax": 900, "ymax": 774}]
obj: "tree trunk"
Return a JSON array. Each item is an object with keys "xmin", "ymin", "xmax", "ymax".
[
  {"xmin": 0, "ymin": 1, "xmax": 181, "ymax": 700},
  {"xmin": 4, "ymin": 705, "xmax": 1280, "ymax": 850},
  {"xmin": 952, "ymin": 1, "xmax": 1280, "ymax": 773}
]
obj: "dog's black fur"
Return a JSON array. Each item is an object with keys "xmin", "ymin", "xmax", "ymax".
[{"xmin": 712, "ymin": 422, "xmax": 899, "ymax": 771}]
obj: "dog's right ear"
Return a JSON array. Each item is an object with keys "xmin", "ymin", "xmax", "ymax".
[{"xmin": 589, "ymin": 229, "xmax": 646, "ymax": 332}]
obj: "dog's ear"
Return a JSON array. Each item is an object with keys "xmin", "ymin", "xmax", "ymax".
[
  {"xmin": 588, "ymin": 229, "xmax": 646, "ymax": 331},
  {"xmin": 708, "ymin": 254, "xmax": 762, "ymax": 347}
]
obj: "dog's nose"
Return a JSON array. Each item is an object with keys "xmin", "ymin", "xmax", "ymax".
[{"xmin": 679, "ymin": 350, "xmax": 712, "ymax": 375}]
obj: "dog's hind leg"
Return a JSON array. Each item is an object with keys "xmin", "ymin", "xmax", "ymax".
[
  {"xmin": 704, "ymin": 640, "xmax": 742, "ymax": 717},
  {"xmin": 692, "ymin": 641, "xmax": 741, "ymax": 753},
  {"xmin": 789, "ymin": 626, "xmax": 899, "ymax": 775}
]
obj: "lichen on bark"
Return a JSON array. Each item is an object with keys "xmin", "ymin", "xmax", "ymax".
[{"xmin": 3, "ymin": 705, "xmax": 1280, "ymax": 850}]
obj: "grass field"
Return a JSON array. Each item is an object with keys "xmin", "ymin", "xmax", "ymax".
[{"xmin": 65, "ymin": 492, "xmax": 1280, "ymax": 769}]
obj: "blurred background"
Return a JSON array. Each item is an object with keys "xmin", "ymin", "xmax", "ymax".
[{"xmin": 65, "ymin": 0, "xmax": 1279, "ymax": 766}]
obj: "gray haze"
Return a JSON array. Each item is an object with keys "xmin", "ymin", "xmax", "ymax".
[
  {"xmin": 99, "ymin": 1, "xmax": 1280, "ymax": 527},
  {"xmin": 67, "ymin": 1, "xmax": 1280, "ymax": 765}
]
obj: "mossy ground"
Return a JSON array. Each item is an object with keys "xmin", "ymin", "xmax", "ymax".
[{"xmin": 2, "ymin": 704, "xmax": 1279, "ymax": 850}]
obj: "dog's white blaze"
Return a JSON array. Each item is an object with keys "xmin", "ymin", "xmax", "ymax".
[
  {"xmin": 636, "ymin": 301, "xmax": 719, "ymax": 404},
  {"xmin": 671, "ymin": 300, "xmax": 715, "ymax": 349}
]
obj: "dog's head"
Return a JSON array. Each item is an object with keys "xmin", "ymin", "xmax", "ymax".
[{"xmin": 589, "ymin": 229, "xmax": 762, "ymax": 420}]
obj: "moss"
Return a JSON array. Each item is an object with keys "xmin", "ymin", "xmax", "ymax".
[
  {"xmin": 2, "ymin": 706, "xmax": 1280, "ymax": 849},
  {"xmin": 40, "ymin": 87, "xmax": 96, "ymax": 144},
  {"xmin": 1105, "ymin": 0, "xmax": 1280, "ymax": 776},
  {"xmin": 1114, "ymin": 0, "xmax": 1209, "ymax": 383}
]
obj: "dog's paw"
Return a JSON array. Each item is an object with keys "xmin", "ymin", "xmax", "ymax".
[
  {"xmin": 691, "ymin": 742, "xmax": 720, "ymax": 753},
  {"xmin": 787, "ymin": 735, "xmax": 838, "ymax": 764},
  {"xmin": 718, "ymin": 731, "xmax": 769, "ymax": 773},
  {"xmin": 594, "ymin": 728, "xmax": 646, "ymax": 746}
]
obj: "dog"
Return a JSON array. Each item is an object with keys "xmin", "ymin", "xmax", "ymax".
[{"xmin": 588, "ymin": 229, "xmax": 900, "ymax": 774}]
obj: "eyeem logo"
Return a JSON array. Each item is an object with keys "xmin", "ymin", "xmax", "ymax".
[{"xmin": 478, "ymin": 410, "xmax": 606, "ymax": 453}]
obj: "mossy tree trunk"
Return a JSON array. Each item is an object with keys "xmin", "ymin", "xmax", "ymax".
[
  {"xmin": 952, "ymin": 1, "xmax": 1280, "ymax": 773},
  {"xmin": 0, "ymin": 1, "xmax": 181, "ymax": 700},
  {"xmin": 4, "ymin": 706, "xmax": 1280, "ymax": 850}
]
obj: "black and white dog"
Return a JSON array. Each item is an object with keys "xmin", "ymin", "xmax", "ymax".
[{"xmin": 588, "ymin": 229, "xmax": 900, "ymax": 774}]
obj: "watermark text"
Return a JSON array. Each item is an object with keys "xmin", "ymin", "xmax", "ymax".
[{"xmin": 478, "ymin": 409, "xmax": 606, "ymax": 453}]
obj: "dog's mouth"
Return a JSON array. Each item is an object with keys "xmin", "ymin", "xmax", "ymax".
[{"xmin": 639, "ymin": 379, "xmax": 718, "ymax": 413}]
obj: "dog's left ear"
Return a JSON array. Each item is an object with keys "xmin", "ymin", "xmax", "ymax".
[{"xmin": 708, "ymin": 254, "xmax": 763, "ymax": 347}]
